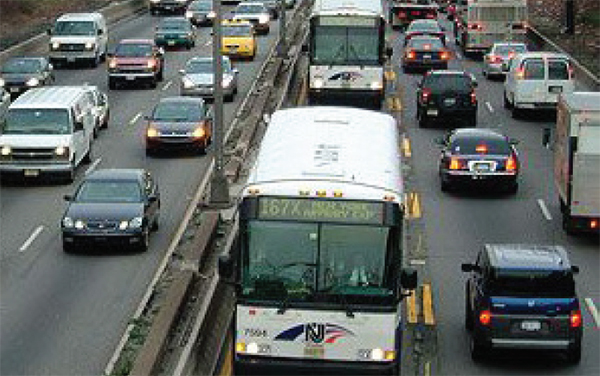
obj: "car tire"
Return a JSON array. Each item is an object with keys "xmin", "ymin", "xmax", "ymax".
[
  {"xmin": 149, "ymin": 78, "xmax": 158, "ymax": 89},
  {"xmin": 146, "ymin": 148, "xmax": 155, "ymax": 157},
  {"xmin": 511, "ymin": 107, "xmax": 521, "ymax": 119},
  {"xmin": 109, "ymin": 78, "xmax": 118, "ymax": 90},
  {"xmin": 138, "ymin": 229, "xmax": 150, "ymax": 252},
  {"xmin": 566, "ymin": 343, "xmax": 582, "ymax": 364},
  {"xmin": 157, "ymin": 69, "xmax": 164, "ymax": 81},
  {"xmin": 470, "ymin": 335, "xmax": 487, "ymax": 362},
  {"xmin": 506, "ymin": 182, "xmax": 518, "ymax": 195},
  {"xmin": 151, "ymin": 210, "xmax": 160, "ymax": 232},
  {"xmin": 83, "ymin": 144, "xmax": 93, "ymax": 164},
  {"xmin": 441, "ymin": 177, "xmax": 451, "ymax": 192},
  {"xmin": 63, "ymin": 241, "xmax": 76, "ymax": 253},
  {"xmin": 64, "ymin": 163, "xmax": 75, "ymax": 184},
  {"xmin": 503, "ymin": 91, "xmax": 513, "ymax": 109},
  {"xmin": 225, "ymin": 93, "xmax": 234, "ymax": 102},
  {"xmin": 101, "ymin": 110, "xmax": 109, "ymax": 129}
]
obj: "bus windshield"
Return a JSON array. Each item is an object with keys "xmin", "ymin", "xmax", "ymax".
[
  {"xmin": 312, "ymin": 26, "xmax": 380, "ymax": 65},
  {"xmin": 243, "ymin": 220, "xmax": 391, "ymax": 301}
]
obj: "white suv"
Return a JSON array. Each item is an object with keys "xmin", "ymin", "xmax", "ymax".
[{"xmin": 503, "ymin": 52, "xmax": 574, "ymax": 117}]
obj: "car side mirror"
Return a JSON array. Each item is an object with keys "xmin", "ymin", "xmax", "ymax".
[
  {"xmin": 97, "ymin": 29, "xmax": 103, "ymax": 36},
  {"xmin": 63, "ymin": 194, "xmax": 73, "ymax": 201},
  {"xmin": 144, "ymin": 115, "xmax": 151, "ymax": 121},
  {"xmin": 400, "ymin": 267, "xmax": 417, "ymax": 290},
  {"xmin": 461, "ymin": 263, "xmax": 480, "ymax": 272},
  {"xmin": 148, "ymin": 195, "xmax": 158, "ymax": 203},
  {"xmin": 542, "ymin": 127, "xmax": 552, "ymax": 148},
  {"xmin": 571, "ymin": 265, "xmax": 580, "ymax": 274},
  {"xmin": 218, "ymin": 254, "xmax": 234, "ymax": 279}
]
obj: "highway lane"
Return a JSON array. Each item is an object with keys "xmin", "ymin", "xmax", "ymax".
[
  {"xmin": 0, "ymin": 8, "xmax": 282, "ymax": 375},
  {"xmin": 392, "ymin": 16, "xmax": 600, "ymax": 376}
]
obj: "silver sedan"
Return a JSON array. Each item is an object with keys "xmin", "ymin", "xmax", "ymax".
[
  {"xmin": 482, "ymin": 42, "xmax": 527, "ymax": 79},
  {"xmin": 179, "ymin": 56, "xmax": 239, "ymax": 102}
]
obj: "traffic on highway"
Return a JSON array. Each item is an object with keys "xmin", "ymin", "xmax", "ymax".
[{"xmin": 0, "ymin": 0, "xmax": 598, "ymax": 375}]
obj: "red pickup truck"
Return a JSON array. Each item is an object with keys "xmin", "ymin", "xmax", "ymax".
[{"xmin": 107, "ymin": 39, "xmax": 165, "ymax": 89}]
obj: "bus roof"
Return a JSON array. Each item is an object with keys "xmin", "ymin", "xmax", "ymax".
[
  {"xmin": 311, "ymin": 0, "xmax": 384, "ymax": 17},
  {"xmin": 244, "ymin": 106, "xmax": 404, "ymax": 203}
]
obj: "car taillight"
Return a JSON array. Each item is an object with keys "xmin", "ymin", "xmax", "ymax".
[
  {"xmin": 590, "ymin": 219, "xmax": 599, "ymax": 229},
  {"xmin": 470, "ymin": 90, "xmax": 477, "ymax": 104},
  {"xmin": 421, "ymin": 88, "xmax": 432, "ymax": 103},
  {"xmin": 468, "ymin": 23, "xmax": 482, "ymax": 31},
  {"xmin": 505, "ymin": 155, "xmax": 517, "ymax": 172},
  {"xmin": 440, "ymin": 51, "xmax": 450, "ymax": 60},
  {"xmin": 479, "ymin": 310, "xmax": 492, "ymax": 326},
  {"xmin": 515, "ymin": 67, "xmax": 525, "ymax": 79},
  {"xmin": 406, "ymin": 50, "xmax": 416, "ymax": 59},
  {"xmin": 570, "ymin": 310, "xmax": 582, "ymax": 328},
  {"xmin": 488, "ymin": 55, "xmax": 502, "ymax": 64},
  {"xmin": 449, "ymin": 157, "xmax": 464, "ymax": 170}
]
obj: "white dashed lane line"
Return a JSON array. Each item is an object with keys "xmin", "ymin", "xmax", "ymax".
[
  {"xmin": 19, "ymin": 225, "xmax": 44, "ymax": 252},
  {"xmin": 485, "ymin": 101, "xmax": 494, "ymax": 113},
  {"xmin": 537, "ymin": 199, "xmax": 553, "ymax": 221},
  {"xmin": 85, "ymin": 157, "xmax": 102, "ymax": 176},
  {"xmin": 161, "ymin": 80, "xmax": 172, "ymax": 91},
  {"xmin": 129, "ymin": 112, "xmax": 142, "ymax": 125},
  {"xmin": 585, "ymin": 298, "xmax": 599, "ymax": 329}
]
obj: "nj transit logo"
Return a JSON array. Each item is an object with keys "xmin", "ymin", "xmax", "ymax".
[{"xmin": 274, "ymin": 323, "xmax": 355, "ymax": 344}]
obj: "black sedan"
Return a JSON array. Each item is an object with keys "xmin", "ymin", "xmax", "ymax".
[
  {"xmin": 402, "ymin": 35, "xmax": 451, "ymax": 73},
  {"xmin": 437, "ymin": 128, "xmax": 520, "ymax": 194},
  {"xmin": 145, "ymin": 96, "xmax": 213, "ymax": 155},
  {"xmin": 154, "ymin": 17, "xmax": 196, "ymax": 49},
  {"xmin": 61, "ymin": 169, "xmax": 160, "ymax": 253},
  {"xmin": 0, "ymin": 57, "xmax": 54, "ymax": 98}
]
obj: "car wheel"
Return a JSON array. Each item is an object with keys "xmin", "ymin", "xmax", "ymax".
[
  {"xmin": 157, "ymin": 69, "xmax": 164, "ymax": 81},
  {"xmin": 503, "ymin": 91, "xmax": 513, "ymax": 109},
  {"xmin": 83, "ymin": 143, "xmax": 93, "ymax": 164},
  {"xmin": 441, "ymin": 177, "xmax": 451, "ymax": 192},
  {"xmin": 225, "ymin": 92, "xmax": 234, "ymax": 102},
  {"xmin": 138, "ymin": 229, "xmax": 150, "ymax": 252},
  {"xmin": 151, "ymin": 211, "xmax": 159, "ymax": 231},
  {"xmin": 101, "ymin": 110, "xmax": 109, "ymax": 129},
  {"xmin": 470, "ymin": 334, "xmax": 487, "ymax": 362},
  {"xmin": 109, "ymin": 78, "xmax": 118, "ymax": 90},
  {"xmin": 562, "ymin": 211, "xmax": 576, "ymax": 235},
  {"xmin": 64, "ymin": 163, "xmax": 75, "ymax": 184},
  {"xmin": 149, "ymin": 77, "xmax": 158, "ymax": 89},
  {"xmin": 566, "ymin": 343, "xmax": 581, "ymax": 364},
  {"xmin": 511, "ymin": 106, "xmax": 521, "ymax": 119},
  {"xmin": 146, "ymin": 147, "xmax": 155, "ymax": 157}
]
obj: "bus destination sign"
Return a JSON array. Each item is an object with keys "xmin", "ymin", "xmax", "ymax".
[
  {"xmin": 257, "ymin": 197, "xmax": 385, "ymax": 224},
  {"xmin": 318, "ymin": 16, "xmax": 377, "ymax": 27}
]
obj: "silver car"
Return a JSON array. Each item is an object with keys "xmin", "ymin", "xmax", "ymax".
[
  {"xmin": 482, "ymin": 42, "xmax": 527, "ymax": 79},
  {"xmin": 179, "ymin": 56, "xmax": 239, "ymax": 102},
  {"xmin": 82, "ymin": 85, "xmax": 110, "ymax": 137}
]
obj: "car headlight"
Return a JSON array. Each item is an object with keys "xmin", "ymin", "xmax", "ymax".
[
  {"xmin": 119, "ymin": 220, "xmax": 129, "ymax": 230},
  {"xmin": 74, "ymin": 220, "xmax": 85, "ymax": 230},
  {"xmin": 109, "ymin": 59, "xmax": 118, "ymax": 69},
  {"xmin": 0, "ymin": 78, "xmax": 5, "ymax": 87},
  {"xmin": 259, "ymin": 15, "xmax": 270, "ymax": 24},
  {"xmin": 222, "ymin": 76, "xmax": 233, "ymax": 88},
  {"xmin": 62, "ymin": 217, "xmax": 74, "ymax": 228},
  {"xmin": 26, "ymin": 77, "xmax": 40, "ymax": 87},
  {"xmin": 370, "ymin": 80, "xmax": 383, "ymax": 90},
  {"xmin": 182, "ymin": 77, "xmax": 195, "ymax": 89},
  {"xmin": 192, "ymin": 126, "xmax": 205, "ymax": 139},
  {"xmin": 51, "ymin": 41, "xmax": 60, "ymax": 50},
  {"xmin": 185, "ymin": 11, "xmax": 193, "ymax": 18},
  {"xmin": 0, "ymin": 145, "xmax": 11, "ymax": 156},
  {"xmin": 85, "ymin": 42, "xmax": 95, "ymax": 50},
  {"xmin": 208, "ymin": 11, "xmax": 216, "ymax": 18},
  {"xmin": 55, "ymin": 146, "xmax": 68, "ymax": 157},
  {"xmin": 313, "ymin": 77, "xmax": 324, "ymax": 89},
  {"xmin": 147, "ymin": 126, "xmax": 159, "ymax": 138},
  {"xmin": 129, "ymin": 217, "xmax": 143, "ymax": 229}
]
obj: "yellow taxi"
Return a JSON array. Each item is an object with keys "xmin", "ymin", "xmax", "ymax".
[{"xmin": 221, "ymin": 20, "xmax": 257, "ymax": 60}]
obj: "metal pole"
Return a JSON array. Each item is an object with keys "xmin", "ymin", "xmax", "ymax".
[
  {"xmin": 209, "ymin": 0, "xmax": 230, "ymax": 205},
  {"xmin": 277, "ymin": 0, "xmax": 287, "ymax": 57}
]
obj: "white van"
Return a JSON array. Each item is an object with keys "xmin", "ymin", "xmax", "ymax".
[
  {"xmin": 0, "ymin": 86, "xmax": 96, "ymax": 183},
  {"xmin": 503, "ymin": 52, "xmax": 574, "ymax": 117},
  {"xmin": 48, "ymin": 13, "xmax": 108, "ymax": 67}
]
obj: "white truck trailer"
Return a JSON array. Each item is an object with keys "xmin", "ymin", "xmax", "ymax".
[{"xmin": 553, "ymin": 92, "xmax": 600, "ymax": 235}]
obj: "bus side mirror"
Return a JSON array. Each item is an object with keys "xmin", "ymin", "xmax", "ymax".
[
  {"xmin": 218, "ymin": 254, "xmax": 234, "ymax": 279},
  {"xmin": 400, "ymin": 267, "xmax": 417, "ymax": 290}
]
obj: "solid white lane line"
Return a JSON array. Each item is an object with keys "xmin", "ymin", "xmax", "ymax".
[
  {"xmin": 19, "ymin": 226, "xmax": 44, "ymax": 252},
  {"xmin": 162, "ymin": 80, "xmax": 172, "ymax": 91},
  {"xmin": 85, "ymin": 157, "xmax": 102, "ymax": 176},
  {"xmin": 129, "ymin": 112, "xmax": 142, "ymax": 125},
  {"xmin": 584, "ymin": 298, "xmax": 599, "ymax": 328},
  {"xmin": 537, "ymin": 199, "xmax": 553, "ymax": 221},
  {"xmin": 485, "ymin": 101, "xmax": 494, "ymax": 113}
]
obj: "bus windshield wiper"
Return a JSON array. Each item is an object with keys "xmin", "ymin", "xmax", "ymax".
[
  {"xmin": 276, "ymin": 263, "xmax": 317, "ymax": 314},
  {"xmin": 328, "ymin": 45, "xmax": 347, "ymax": 68},
  {"xmin": 348, "ymin": 45, "xmax": 365, "ymax": 68}
]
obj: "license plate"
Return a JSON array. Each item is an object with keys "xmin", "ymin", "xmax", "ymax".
[
  {"xmin": 521, "ymin": 321, "xmax": 541, "ymax": 331},
  {"xmin": 423, "ymin": 54, "xmax": 432, "ymax": 59},
  {"xmin": 10, "ymin": 88, "xmax": 19, "ymax": 93},
  {"xmin": 549, "ymin": 86, "xmax": 563, "ymax": 93},
  {"xmin": 67, "ymin": 57, "xmax": 76, "ymax": 62},
  {"xmin": 168, "ymin": 40, "xmax": 176, "ymax": 46},
  {"xmin": 126, "ymin": 75, "xmax": 135, "ymax": 81},
  {"xmin": 427, "ymin": 109, "xmax": 438, "ymax": 116},
  {"xmin": 24, "ymin": 169, "xmax": 39, "ymax": 177},
  {"xmin": 304, "ymin": 346, "xmax": 324, "ymax": 358},
  {"xmin": 473, "ymin": 162, "xmax": 491, "ymax": 172}
]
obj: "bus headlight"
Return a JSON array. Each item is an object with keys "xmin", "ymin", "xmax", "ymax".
[
  {"xmin": 26, "ymin": 77, "xmax": 40, "ymax": 87},
  {"xmin": 370, "ymin": 80, "xmax": 383, "ymax": 90},
  {"xmin": 246, "ymin": 342, "xmax": 259, "ymax": 354},
  {"xmin": 51, "ymin": 41, "xmax": 60, "ymax": 50},
  {"xmin": 259, "ymin": 15, "xmax": 270, "ymax": 24},
  {"xmin": 129, "ymin": 217, "xmax": 143, "ymax": 229},
  {"xmin": 313, "ymin": 77, "xmax": 324, "ymax": 89},
  {"xmin": 1, "ymin": 145, "xmax": 11, "ymax": 156}
]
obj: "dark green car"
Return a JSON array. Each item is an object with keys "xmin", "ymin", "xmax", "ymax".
[{"xmin": 154, "ymin": 17, "xmax": 196, "ymax": 49}]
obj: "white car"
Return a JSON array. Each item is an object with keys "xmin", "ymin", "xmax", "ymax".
[
  {"xmin": 233, "ymin": 2, "xmax": 271, "ymax": 34},
  {"xmin": 482, "ymin": 42, "xmax": 527, "ymax": 79},
  {"xmin": 0, "ymin": 88, "xmax": 10, "ymax": 120},
  {"xmin": 82, "ymin": 85, "xmax": 110, "ymax": 137},
  {"xmin": 179, "ymin": 56, "xmax": 239, "ymax": 102}
]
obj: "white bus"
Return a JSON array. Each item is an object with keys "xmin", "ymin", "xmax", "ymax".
[
  {"xmin": 455, "ymin": 0, "xmax": 527, "ymax": 55},
  {"xmin": 219, "ymin": 106, "xmax": 417, "ymax": 375},
  {"xmin": 305, "ymin": 0, "xmax": 391, "ymax": 109}
]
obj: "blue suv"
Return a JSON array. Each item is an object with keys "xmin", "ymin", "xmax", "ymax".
[{"xmin": 461, "ymin": 244, "xmax": 582, "ymax": 363}]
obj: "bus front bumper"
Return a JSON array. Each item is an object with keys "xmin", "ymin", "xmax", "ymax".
[{"xmin": 308, "ymin": 88, "xmax": 383, "ymax": 109}]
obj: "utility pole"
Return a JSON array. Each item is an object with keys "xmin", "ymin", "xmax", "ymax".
[
  {"xmin": 565, "ymin": 0, "xmax": 575, "ymax": 34},
  {"xmin": 209, "ymin": 0, "xmax": 230, "ymax": 205},
  {"xmin": 277, "ymin": 0, "xmax": 287, "ymax": 57}
]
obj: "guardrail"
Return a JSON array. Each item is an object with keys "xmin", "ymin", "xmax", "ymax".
[
  {"xmin": 527, "ymin": 26, "xmax": 600, "ymax": 91},
  {"xmin": 0, "ymin": 0, "xmax": 147, "ymax": 65}
]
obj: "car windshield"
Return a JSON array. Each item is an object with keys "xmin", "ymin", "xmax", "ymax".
[
  {"xmin": 2, "ymin": 59, "xmax": 43, "ymax": 74},
  {"xmin": 409, "ymin": 38, "xmax": 444, "ymax": 50},
  {"xmin": 495, "ymin": 44, "xmax": 527, "ymax": 56},
  {"xmin": 451, "ymin": 136, "xmax": 511, "ymax": 155},
  {"xmin": 53, "ymin": 21, "xmax": 96, "ymax": 36},
  {"xmin": 236, "ymin": 4, "xmax": 264, "ymax": 13},
  {"xmin": 75, "ymin": 180, "xmax": 142, "ymax": 203},
  {"xmin": 242, "ymin": 221, "xmax": 391, "ymax": 302},
  {"xmin": 152, "ymin": 102, "xmax": 202, "ymax": 121},
  {"xmin": 490, "ymin": 269, "xmax": 575, "ymax": 297},
  {"xmin": 115, "ymin": 43, "xmax": 153, "ymax": 57},
  {"xmin": 186, "ymin": 60, "xmax": 213, "ymax": 74},
  {"xmin": 222, "ymin": 25, "xmax": 252, "ymax": 36},
  {"xmin": 2, "ymin": 109, "xmax": 71, "ymax": 135}
]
